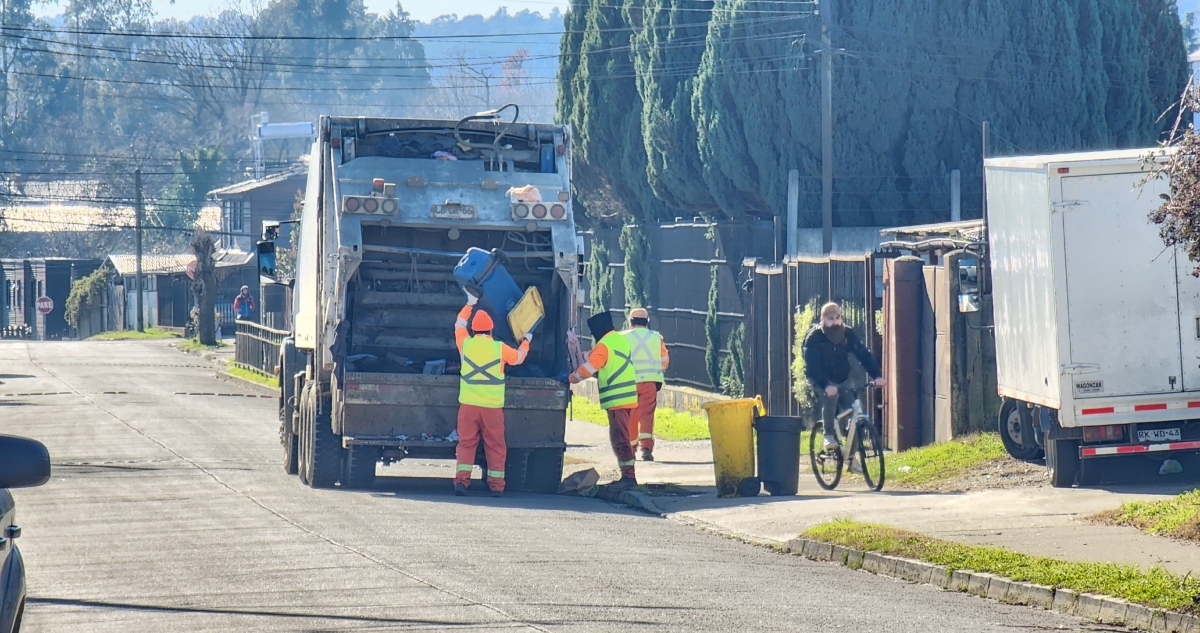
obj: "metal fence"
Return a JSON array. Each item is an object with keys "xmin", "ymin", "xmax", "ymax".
[
  {"xmin": 743, "ymin": 253, "xmax": 893, "ymax": 418},
  {"xmin": 578, "ymin": 220, "xmax": 777, "ymax": 391},
  {"xmin": 235, "ymin": 319, "xmax": 289, "ymax": 378}
]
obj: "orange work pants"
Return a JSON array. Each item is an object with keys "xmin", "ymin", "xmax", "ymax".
[
  {"xmin": 454, "ymin": 404, "xmax": 506, "ymax": 492},
  {"xmin": 607, "ymin": 407, "xmax": 637, "ymax": 480},
  {"xmin": 627, "ymin": 382, "xmax": 659, "ymax": 451}
]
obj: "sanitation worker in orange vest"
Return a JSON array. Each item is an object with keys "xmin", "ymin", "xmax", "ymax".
[
  {"xmin": 624, "ymin": 307, "xmax": 670, "ymax": 462},
  {"xmin": 569, "ymin": 311, "xmax": 639, "ymax": 492},
  {"xmin": 454, "ymin": 291, "xmax": 532, "ymax": 497}
]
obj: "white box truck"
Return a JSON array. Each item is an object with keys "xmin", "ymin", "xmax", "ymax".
[{"xmin": 986, "ymin": 148, "xmax": 1200, "ymax": 487}]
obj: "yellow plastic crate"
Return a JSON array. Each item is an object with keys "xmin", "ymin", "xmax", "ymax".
[{"xmin": 508, "ymin": 286, "xmax": 545, "ymax": 340}]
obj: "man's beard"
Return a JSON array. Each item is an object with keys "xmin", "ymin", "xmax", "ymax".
[{"xmin": 822, "ymin": 323, "xmax": 846, "ymax": 344}]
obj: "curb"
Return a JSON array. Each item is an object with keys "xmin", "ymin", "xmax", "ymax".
[
  {"xmin": 599, "ymin": 491, "xmax": 1197, "ymax": 632},
  {"xmin": 214, "ymin": 370, "xmax": 277, "ymax": 397},
  {"xmin": 785, "ymin": 536, "xmax": 1197, "ymax": 633}
]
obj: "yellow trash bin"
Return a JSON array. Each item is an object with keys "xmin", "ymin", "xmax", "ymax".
[{"xmin": 702, "ymin": 396, "xmax": 765, "ymax": 497}]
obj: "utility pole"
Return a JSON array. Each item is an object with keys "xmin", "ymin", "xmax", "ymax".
[
  {"xmin": 950, "ymin": 169, "xmax": 961, "ymax": 222},
  {"xmin": 981, "ymin": 121, "xmax": 990, "ymax": 231},
  {"xmin": 820, "ymin": 0, "xmax": 834, "ymax": 254},
  {"xmin": 135, "ymin": 168, "xmax": 144, "ymax": 332}
]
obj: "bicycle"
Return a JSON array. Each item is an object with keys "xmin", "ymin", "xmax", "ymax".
[{"xmin": 808, "ymin": 388, "xmax": 886, "ymax": 491}]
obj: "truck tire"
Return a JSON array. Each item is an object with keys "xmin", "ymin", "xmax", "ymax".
[
  {"xmin": 526, "ymin": 448, "xmax": 565, "ymax": 494},
  {"xmin": 998, "ymin": 399, "xmax": 1043, "ymax": 462},
  {"xmin": 280, "ymin": 341, "xmax": 300, "ymax": 475},
  {"xmin": 343, "ymin": 445, "xmax": 380, "ymax": 489},
  {"xmin": 1046, "ymin": 437, "xmax": 1080, "ymax": 488},
  {"xmin": 297, "ymin": 388, "xmax": 312, "ymax": 485},
  {"xmin": 301, "ymin": 383, "xmax": 343, "ymax": 489}
]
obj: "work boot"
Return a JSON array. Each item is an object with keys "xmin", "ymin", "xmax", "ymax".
[
  {"xmin": 454, "ymin": 483, "xmax": 468, "ymax": 497},
  {"xmin": 607, "ymin": 477, "xmax": 638, "ymax": 493},
  {"xmin": 490, "ymin": 489, "xmax": 505, "ymax": 498},
  {"xmin": 640, "ymin": 448, "xmax": 654, "ymax": 462}
]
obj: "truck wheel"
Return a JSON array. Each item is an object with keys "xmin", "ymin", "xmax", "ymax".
[
  {"xmin": 343, "ymin": 445, "xmax": 380, "ymax": 489},
  {"xmin": 297, "ymin": 388, "xmax": 312, "ymax": 485},
  {"xmin": 1046, "ymin": 437, "xmax": 1080, "ymax": 488},
  {"xmin": 302, "ymin": 383, "xmax": 343, "ymax": 489},
  {"xmin": 281, "ymin": 418, "xmax": 299, "ymax": 476},
  {"xmin": 998, "ymin": 399, "xmax": 1042, "ymax": 462},
  {"xmin": 279, "ymin": 342, "xmax": 299, "ymax": 475},
  {"xmin": 504, "ymin": 449, "xmax": 530, "ymax": 492},
  {"xmin": 526, "ymin": 448, "xmax": 565, "ymax": 494}
]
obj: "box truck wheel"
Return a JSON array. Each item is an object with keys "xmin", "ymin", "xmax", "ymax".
[
  {"xmin": 297, "ymin": 387, "xmax": 311, "ymax": 485},
  {"xmin": 526, "ymin": 448, "xmax": 566, "ymax": 494},
  {"xmin": 301, "ymin": 382, "xmax": 343, "ymax": 489},
  {"xmin": 1046, "ymin": 437, "xmax": 1080, "ymax": 488},
  {"xmin": 998, "ymin": 398, "xmax": 1043, "ymax": 461},
  {"xmin": 343, "ymin": 445, "xmax": 380, "ymax": 489}
]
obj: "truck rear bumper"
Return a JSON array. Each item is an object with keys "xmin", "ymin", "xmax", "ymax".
[{"xmin": 1080, "ymin": 439, "xmax": 1200, "ymax": 458}]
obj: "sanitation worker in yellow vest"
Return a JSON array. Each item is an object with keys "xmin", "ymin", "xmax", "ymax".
[
  {"xmin": 623, "ymin": 308, "xmax": 670, "ymax": 462},
  {"xmin": 453, "ymin": 292, "xmax": 531, "ymax": 497},
  {"xmin": 570, "ymin": 311, "xmax": 639, "ymax": 491}
]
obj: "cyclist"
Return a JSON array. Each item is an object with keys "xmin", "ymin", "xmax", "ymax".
[{"xmin": 802, "ymin": 302, "xmax": 885, "ymax": 470}]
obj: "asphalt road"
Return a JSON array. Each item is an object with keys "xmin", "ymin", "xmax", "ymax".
[{"xmin": 0, "ymin": 340, "xmax": 1123, "ymax": 632}]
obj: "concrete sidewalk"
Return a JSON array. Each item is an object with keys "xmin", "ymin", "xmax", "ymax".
[{"xmin": 564, "ymin": 420, "xmax": 1200, "ymax": 577}]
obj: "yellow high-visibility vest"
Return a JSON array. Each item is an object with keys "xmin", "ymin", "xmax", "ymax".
[
  {"xmin": 625, "ymin": 327, "xmax": 665, "ymax": 383},
  {"xmin": 597, "ymin": 331, "xmax": 637, "ymax": 410},
  {"xmin": 460, "ymin": 336, "xmax": 505, "ymax": 408}
]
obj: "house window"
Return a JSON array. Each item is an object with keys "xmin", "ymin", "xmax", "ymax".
[{"xmin": 224, "ymin": 200, "xmax": 244, "ymax": 233}]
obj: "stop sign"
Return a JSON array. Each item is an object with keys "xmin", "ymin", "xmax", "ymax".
[{"xmin": 36, "ymin": 296, "xmax": 53, "ymax": 315}]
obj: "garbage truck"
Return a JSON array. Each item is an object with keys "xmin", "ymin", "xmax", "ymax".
[
  {"xmin": 986, "ymin": 148, "xmax": 1200, "ymax": 487},
  {"xmin": 262, "ymin": 108, "xmax": 578, "ymax": 491}
]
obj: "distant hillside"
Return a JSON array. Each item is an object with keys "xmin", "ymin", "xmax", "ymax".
[{"xmin": 414, "ymin": 8, "xmax": 564, "ymax": 83}]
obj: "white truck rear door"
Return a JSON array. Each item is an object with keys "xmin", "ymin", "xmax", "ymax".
[
  {"xmin": 1176, "ymin": 243, "xmax": 1200, "ymax": 391},
  {"xmin": 1060, "ymin": 173, "xmax": 1182, "ymax": 398}
]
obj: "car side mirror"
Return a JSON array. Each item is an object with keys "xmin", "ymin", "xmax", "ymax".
[
  {"xmin": 0, "ymin": 435, "xmax": 50, "ymax": 488},
  {"xmin": 257, "ymin": 240, "xmax": 277, "ymax": 285}
]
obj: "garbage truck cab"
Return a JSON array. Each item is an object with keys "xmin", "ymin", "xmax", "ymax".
[{"xmin": 269, "ymin": 108, "xmax": 578, "ymax": 492}]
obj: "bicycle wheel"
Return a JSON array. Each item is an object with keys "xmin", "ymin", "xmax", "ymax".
[
  {"xmin": 856, "ymin": 418, "xmax": 886, "ymax": 492},
  {"xmin": 808, "ymin": 421, "xmax": 843, "ymax": 490}
]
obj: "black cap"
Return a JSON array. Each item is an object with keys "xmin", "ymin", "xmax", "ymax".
[{"xmin": 587, "ymin": 312, "xmax": 614, "ymax": 340}]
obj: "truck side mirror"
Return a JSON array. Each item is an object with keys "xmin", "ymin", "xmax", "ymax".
[
  {"xmin": 257, "ymin": 240, "xmax": 277, "ymax": 285},
  {"xmin": 958, "ymin": 256, "xmax": 980, "ymax": 313}
]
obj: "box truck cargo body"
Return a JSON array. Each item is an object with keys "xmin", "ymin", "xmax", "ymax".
[{"xmin": 986, "ymin": 148, "xmax": 1200, "ymax": 487}]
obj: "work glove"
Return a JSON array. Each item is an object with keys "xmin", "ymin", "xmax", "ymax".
[
  {"xmin": 464, "ymin": 288, "xmax": 478, "ymax": 306},
  {"xmin": 523, "ymin": 331, "xmax": 534, "ymax": 342}
]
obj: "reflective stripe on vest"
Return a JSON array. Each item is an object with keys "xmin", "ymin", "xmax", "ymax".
[
  {"xmin": 460, "ymin": 336, "xmax": 505, "ymax": 408},
  {"xmin": 597, "ymin": 332, "xmax": 638, "ymax": 409},
  {"xmin": 626, "ymin": 327, "xmax": 664, "ymax": 383}
]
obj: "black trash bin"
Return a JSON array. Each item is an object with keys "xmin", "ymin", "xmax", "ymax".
[{"xmin": 755, "ymin": 415, "xmax": 804, "ymax": 496}]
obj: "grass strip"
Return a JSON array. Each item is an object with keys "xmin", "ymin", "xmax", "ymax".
[
  {"xmin": 570, "ymin": 395, "xmax": 711, "ymax": 441},
  {"xmin": 89, "ymin": 327, "xmax": 181, "ymax": 341},
  {"xmin": 886, "ymin": 433, "xmax": 1008, "ymax": 487},
  {"xmin": 804, "ymin": 519, "xmax": 1200, "ymax": 612},
  {"xmin": 1092, "ymin": 489, "xmax": 1200, "ymax": 541},
  {"xmin": 178, "ymin": 338, "xmax": 227, "ymax": 352},
  {"xmin": 225, "ymin": 362, "xmax": 277, "ymax": 388}
]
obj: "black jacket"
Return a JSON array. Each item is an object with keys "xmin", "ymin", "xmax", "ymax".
[{"xmin": 801, "ymin": 325, "xmax": 882, "ymax": 390}]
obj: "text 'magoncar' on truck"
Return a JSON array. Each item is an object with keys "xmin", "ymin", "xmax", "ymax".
[
  {"xmin": 987, "ymin": 149, "xmax": 1200, "ymax": 487},
  {"xmin": 261, "ymin": 107, "xmax": 579, "ymax": 492}
]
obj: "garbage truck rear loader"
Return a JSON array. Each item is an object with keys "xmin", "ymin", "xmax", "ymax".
[{"xmin": 267, "ymin": 110, "xmax": 578, "ymax": 492}]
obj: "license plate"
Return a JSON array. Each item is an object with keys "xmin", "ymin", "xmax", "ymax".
[
  {"xmin": 1138, "ymin": 428, "xmax": 1182, "ymax": 443},
  {"xmin": 430, "ymin": 203, "xmax": 477, "ymax": 220}
]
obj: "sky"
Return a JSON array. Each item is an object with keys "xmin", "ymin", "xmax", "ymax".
[{"xmin": 34, "ymin": 0, "xmax": 570, "ymax": 25}]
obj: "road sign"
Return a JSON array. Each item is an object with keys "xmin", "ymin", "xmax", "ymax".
[
  {"xmin": 36, "ymin": 296, "xmax": 53, "ymax": 315},
  {"xmin": 186, "ymin": 260, "xmax": 197, "ymax": 280}
]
